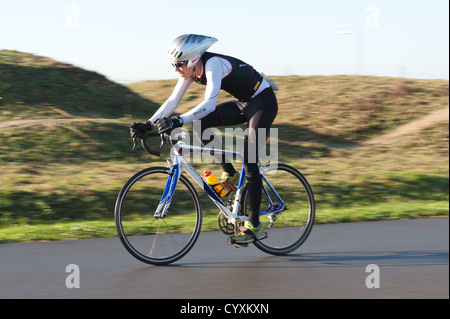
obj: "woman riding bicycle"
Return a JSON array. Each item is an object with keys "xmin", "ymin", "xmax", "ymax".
[{"xmin": 130, "ymin": 34, "xmax": 278, "ymax": 245}]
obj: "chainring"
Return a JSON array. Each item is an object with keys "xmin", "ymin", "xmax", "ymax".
[{"xmin": 217, "ymin": 212, "xmax": 235, "ymax": 235}]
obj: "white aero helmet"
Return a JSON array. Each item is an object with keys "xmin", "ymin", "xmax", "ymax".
[{"xmin": 168, "ymin": 34, "xmax": 218, "ymax": 68}]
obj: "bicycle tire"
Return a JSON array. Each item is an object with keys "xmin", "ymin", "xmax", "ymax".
[
  {"xmin": 115, "ymin": 166, "xmax": 202, "ymax": 265},
  {"xmin": 242, "ymin": 163, "xmax": 315, "ymax": 255}
]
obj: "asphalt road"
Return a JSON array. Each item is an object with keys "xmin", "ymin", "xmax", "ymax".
[{"xmin": 0, "ymin": 217, "xmax": 448, "ymax": 299}]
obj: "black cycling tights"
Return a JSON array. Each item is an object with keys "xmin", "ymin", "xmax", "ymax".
[{"xmin": 194, "ymin": 88, "xmax": 278, "ymax": 226}]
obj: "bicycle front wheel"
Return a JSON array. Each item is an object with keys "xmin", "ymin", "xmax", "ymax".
[
  {"xmin": 242, "ymin": 163, "xmax": 315, "ymax": 255},
  {"xmin": 115, "ymin": 166, "xmax": 202, "ymax": 265}
]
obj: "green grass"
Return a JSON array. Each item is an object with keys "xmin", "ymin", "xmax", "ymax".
[
  {"xmin": 315, "ymin": 201, "xmax": 449, "ymax": 224},
  {"xmin": 0, "ymin": 50, "xmax": 157, "ymax": 120},
  {"xmin": 0, "ymin": 50, "xmax": 448, "ymax": 243},
  {"xmin": 0, "ymin": 220, "xmax": 117, "ymax": 243},
  {"xmin": 1, "ymin": 200, "xmax": 447, "ymax": 243}
]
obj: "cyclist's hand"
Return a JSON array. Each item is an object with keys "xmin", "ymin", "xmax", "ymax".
[
  {"xmin": 156, "ymin": 116, "xmax": 183, "ymax": 135},
  {"xmin": 130, "ymin": 121, "xmax": 153, "ymax": 138}
]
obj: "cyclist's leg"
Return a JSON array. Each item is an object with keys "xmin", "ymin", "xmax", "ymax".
[
  {"xmin": 195, "ymin": 89, "xmax": 278, "ymax": 228},
  {"xmin": 241, "ymin": 88, "xmax": 278, "ymax": 227},
  {"xmin": 194, "ymin": 100, "xmax": 246, "ymax": 175}
]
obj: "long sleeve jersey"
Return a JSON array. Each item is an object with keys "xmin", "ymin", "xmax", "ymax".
[{"xmin": 149, "ymin": 52, "xmax": 270, "ymax": 125}]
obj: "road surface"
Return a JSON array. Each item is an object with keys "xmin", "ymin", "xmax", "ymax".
[{"xmin": 0, "ymin": 217, "xmax": 448, "ymax": 299}]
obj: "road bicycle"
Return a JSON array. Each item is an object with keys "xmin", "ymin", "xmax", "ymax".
[{"xmin": 115, "ymin": 130, "xmax": 315, "ymax": 265}]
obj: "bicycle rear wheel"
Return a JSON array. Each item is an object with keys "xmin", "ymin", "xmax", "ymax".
[
  {"xmin": 242, "ymin": 163, "xmax": 315, "ymax": 255},
  {"xmin": 115, "ymin": 166, "xmax": 202, "ymax": 265}
]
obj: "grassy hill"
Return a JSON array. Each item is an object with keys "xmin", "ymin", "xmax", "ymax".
[
  {"xmin": 0, "ymin": 50, "xmax": 157, "ymax": 120},
  {"xmin": 0, "ymin": 50, "xmax": 448, "ymax": 243}
]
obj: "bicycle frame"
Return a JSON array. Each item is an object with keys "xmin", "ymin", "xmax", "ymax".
[{"xmin": 155, "ymin": 140, "xmax": 286, "ymax": 225}]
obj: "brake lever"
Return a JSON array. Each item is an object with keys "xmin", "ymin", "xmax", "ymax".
[
  {"xmin": 132, "ymin": 136, "xmax": 137, "ymax": 151},
  {"xmin": 160, "ymin": 133, "xmax": 167, "ymax": 148}
]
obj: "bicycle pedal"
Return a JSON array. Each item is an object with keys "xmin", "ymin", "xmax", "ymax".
[
  {"xmin": 259, "ymin": 231, "xmax": 268, "ymax": 240},
  {"xmin": 227, "ymin": 237, "xmax": 249, "ymax": 247}
]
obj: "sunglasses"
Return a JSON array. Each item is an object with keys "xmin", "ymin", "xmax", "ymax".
[{"xmin": 172, "ymin": 61, "xmax": 188, "ymax": 68}]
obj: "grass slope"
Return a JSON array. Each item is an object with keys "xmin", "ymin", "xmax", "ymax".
[
  {"xmin": 0, "ymin": 50, "xmax": 448, "ymax": 243},
  {"xmin": 0, "ymin": 50, "xmax": 157, "ymax": 120}
]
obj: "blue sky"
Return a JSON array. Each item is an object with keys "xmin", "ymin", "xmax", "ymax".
[{"xmin": 1, "ymin": 0, "xmax": 448, "ymax": 83}]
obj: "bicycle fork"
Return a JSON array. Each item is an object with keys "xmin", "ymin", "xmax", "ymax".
[{"xmin": 154, "ymin": 163, "xmax": 181, "ymax": 219}]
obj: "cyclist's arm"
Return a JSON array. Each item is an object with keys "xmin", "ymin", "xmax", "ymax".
[
  {"xmin": 179, "ymin": 57, "xmax": 225, "ymax": 125},
  {"xmin": 148, "ymin": 77, "xmax": 193, "ymax": 125}
]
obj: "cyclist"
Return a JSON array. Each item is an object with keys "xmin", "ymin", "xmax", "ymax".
[{"xmin": 130, "ymin": 34, "xmax": 278, "ymax": 245}]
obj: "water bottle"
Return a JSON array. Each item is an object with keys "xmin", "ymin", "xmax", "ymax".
[{"xmin": 203, "ymin": 171, "xmax": 227, "ymax": 197}]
